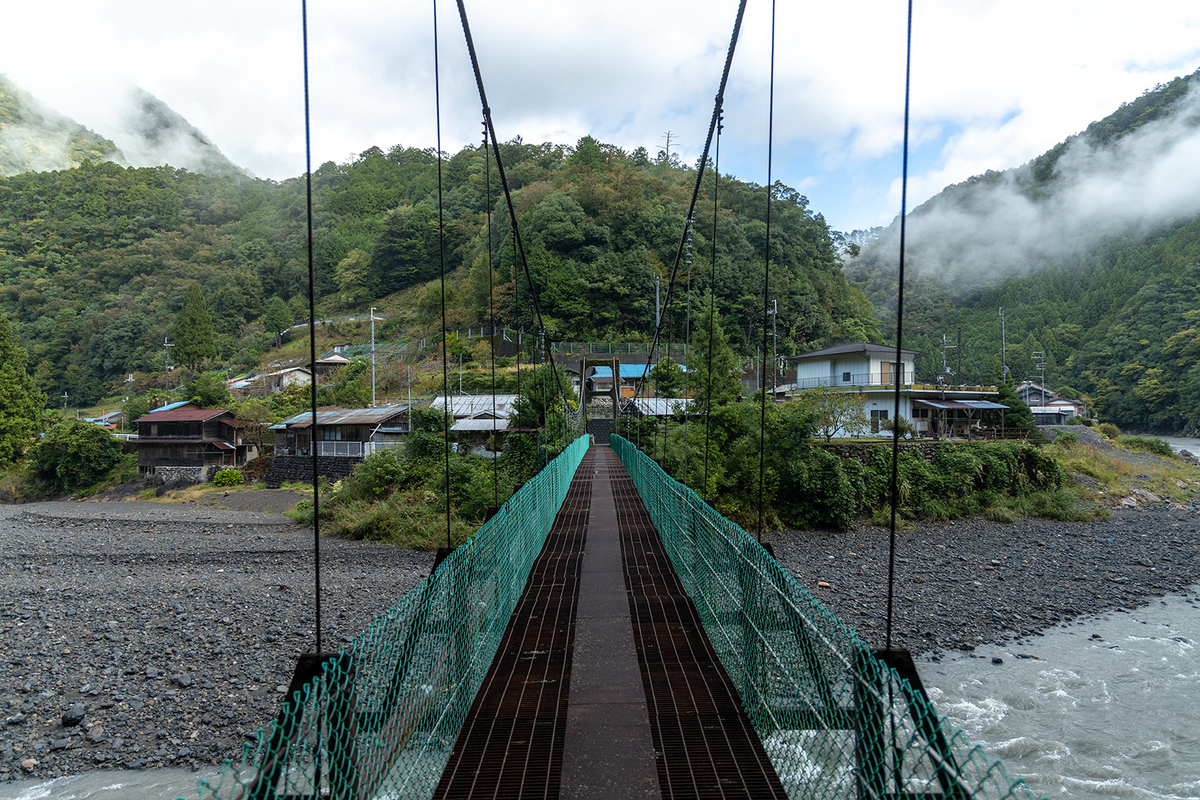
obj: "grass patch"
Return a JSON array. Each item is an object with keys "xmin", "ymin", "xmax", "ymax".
[{"xmin": 1046, "ymin": 439, "xmax": 1132, "ymax": 487}]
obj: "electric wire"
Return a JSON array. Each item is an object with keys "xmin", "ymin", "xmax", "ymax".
[
  {"xmin": 756, "ymin": 0, "xmax": 777, "ymax": 543},
  {"xmin": 300, "ymin": 0, "xmax": 322, "ymax": 656},
  {"xmin": 434, "ymin": 0, "xmax": 452, "ymax": 551},
  {"xmin": 886, "ymin": 0, "xmax": 915, "ymax": 651}
]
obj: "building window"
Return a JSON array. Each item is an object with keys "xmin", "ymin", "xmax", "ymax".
[
  {"xmin": 842, "ymin": 371, "xmax": 851, "ymax": 382},
  {"xmin": 323, "ymin": 428, "xmax": 343, "ymax": 441},
  {"xmin": 870, "ymin": 409, "xmax": 889, "ymax": 434}
]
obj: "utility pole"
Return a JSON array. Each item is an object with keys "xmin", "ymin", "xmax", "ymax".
[
  {"xmin": 1031, "ymin": 351, "xmax": 1047, "ymax": 406},
  {"xmin": 61, "ymin": 391, "xmax": 68, "ymax": 412},
  {"xmin": 370, "ymin": 306, "xmax": 380, "ymax": 406},
  {"xmin": 957, "ymin": 327, "xmax": 962, "ymax": 383},
  {"xmin": 163, "ymin": 337, "xmax": 174, "ymax": 395},
  {"xmin": 769, "ymin": 299, "xmax": 778, "ymax": 397},
  {"xmin": 999, "ymin": 307, "xmax": 1009, "ymax": 384},
  {"xmin": 655, "ymin": 275, "xmax": 661, "ymax": 330}
]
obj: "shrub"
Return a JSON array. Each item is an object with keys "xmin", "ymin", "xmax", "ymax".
[
  {"xmin": 212, "ymin": 469, "xmax": 243, "ymax": 487},
  {"xmin": 1121, "ymin": 435, "xmax": 1175, "ymax": 458},
  {"xmin": 1097, "ymin": 422, "xmax": 1122, "ymax": 440},
  {"xmin": 1054, "ymin": 430, "xmax": 1080, "ymax": 445},
  {"xmin": 32, "ymin": 420, "xmax": 124, "ymax": 493}
]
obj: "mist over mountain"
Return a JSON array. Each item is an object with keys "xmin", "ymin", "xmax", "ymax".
[
  {"xmin": 843, "ymin": 69, "xmax": 1200, "ymax": 434},
  {"xmin": 111, "ymin": 87, "xmax": 250, "ymax": 178},
  {"xmin": 0, "ymin": 75, "xmax": 248, "ymax": 178},
  {"xmin": 0, "ymin": 74, "xmax": 122, "ymax": 175},
  {"xmin": 847, "ymin": 69, "xmax": 1200, "ymax": 291}
]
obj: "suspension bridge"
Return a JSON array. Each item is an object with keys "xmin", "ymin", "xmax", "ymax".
[
  {"xmin": 191, "ymin": 435, "xmax": 1034, "ymax": 799},
  {"xmin": 184, "ymin": 0, "xmax": 1047, "ymax": 795}
]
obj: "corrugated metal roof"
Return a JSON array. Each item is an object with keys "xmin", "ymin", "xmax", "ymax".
[
  {"xmin": 430, "ymin": 395, "xmax": 520, "ymax": 419},
  {"xmin": 913, "ymin": 400, "xmax": 977, "ymax": 410},
  {"xmin": 145, "ymin": 401, "xmax": 196, "ymax": 414},
  {"xmin": 451, "ymin": 419, "xmax": 512, "ymax": 432},
  {"xmin": 133, "ymin": 407, "xmax": 231, "ymax": 423},
  {"xmin": 592, "ymin": 364, "xmax": 656, "ymax": 379},
  {"xmin": 624, "ymin": 398, "xmax": 693, "ymax": 416},
  {"xmin": 792, "ymin": 342, "xmax": 921, "ymax": 360},
  {"xmin": 957, "ymin": 400, "xmax": 1010, "ymax": 410},
  {"xmin": 273, "ymin": 405, "xmax": 415, "ymax": 429}
]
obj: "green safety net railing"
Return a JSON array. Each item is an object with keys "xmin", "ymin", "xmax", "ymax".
[
  {"xmin": 192, "ymin": 434, "xmax": 590, "ymax": 800},
  {"xmin": 611, "ymin": 434, "xmax": 1042, "ymax": 800}
]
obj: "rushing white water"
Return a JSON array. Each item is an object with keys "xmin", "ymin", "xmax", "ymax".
[
  {"xmin": 923, "ymin": 588, "xmax": 1200, "ymax": 799},
  {"xmin": 0, "ymin": 767, "xmax": 220, "ymax": 799}
]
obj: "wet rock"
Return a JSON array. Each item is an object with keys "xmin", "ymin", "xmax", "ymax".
[
  {"xmin": 62, "ymin": 703, "xmax": 86, "ymax": 727},
  {"xmin": 19, "ymin": 759, "xmax": 37, "ymax": 773}
]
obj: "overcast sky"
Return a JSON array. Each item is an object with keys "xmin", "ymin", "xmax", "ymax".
[{"xmin": 5, "ymin": 1, "xmax": 1199, "ymax": 232}]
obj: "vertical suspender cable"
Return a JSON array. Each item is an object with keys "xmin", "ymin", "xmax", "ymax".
[
  {"xmin": 703, "ymin": 113, "xmax": 722, "ymax": 501},
  {"xmin": 300, "ymin": 0, "xmax": 322, "ymax": 656},
  {"xmin": 756, "ymin": 0, "xmax": 777, "ymax": 544},
  {"xmin": 886, "ymin": 0, "xmax": 914, "ymax": 651},
  {"xmin": 484, "ymin": 120, "xmax": 499, "ymax": 508},
  {"xmin": 433, "ymin": 0, "xmax": 452, "ymax": 551}
]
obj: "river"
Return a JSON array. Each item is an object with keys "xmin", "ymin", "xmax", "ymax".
[{"xmin": 923, "ymin": 587, "xmax": 1200, "ymax": 799}]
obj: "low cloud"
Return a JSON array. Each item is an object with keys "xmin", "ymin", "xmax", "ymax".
[{"xmin": 858, "ymin": 81, "xmax": 1200, "ymax": 286}]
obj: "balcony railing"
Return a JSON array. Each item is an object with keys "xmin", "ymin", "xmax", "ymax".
[
  {"xmin": 794, "ymin": 372, "xmax": 909, "ymax": 389},
  {"xmin": 312, "ymin": 440, "xmax": 404, "ymax": 458}
]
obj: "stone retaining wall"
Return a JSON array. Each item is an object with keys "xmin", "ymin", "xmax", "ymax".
[
  {"xmin": 153, "ymin": 465, "xmax": 207, "ymax": 483},
  {"xmin": 264, "ymin": 455, "xmax": 363, "ymax": 488}
]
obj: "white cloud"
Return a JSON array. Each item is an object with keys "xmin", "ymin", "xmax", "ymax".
[{"xmin": 2, "ymin": 1, "xmax": 1198, "ymax": 229}]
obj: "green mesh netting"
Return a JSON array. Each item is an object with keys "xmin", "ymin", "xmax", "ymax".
[
  {"xmin": 191, "ymin": 435, "xmax": 589, "ymax": 800},
  {"xmin": 611, "ymin": 434, "xmax": 1043, "ymax": 800}
]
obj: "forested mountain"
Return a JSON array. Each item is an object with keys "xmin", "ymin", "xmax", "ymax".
[
  {"xmin": 846, "ymin": 68, "xmax": 1200, "ymax": 433},
  {"xmin": 0, "ymin": 75, "xmax": 122, "ymax": 175},
  {"xmin": 0, "ymin": 76, "xmax": 248, "ymax": 179},
  {"xmin": 0, "ymin": 135, "xmax": 878, "ymax": 407}
]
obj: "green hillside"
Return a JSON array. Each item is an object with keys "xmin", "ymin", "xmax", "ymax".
[
  {"xmin": 0, "ymin": 137, "xmax": 878, "ymax": 406},
  {"xmin": 846, "ymin": 69, "xmax": 1200, "ymax": 433}
]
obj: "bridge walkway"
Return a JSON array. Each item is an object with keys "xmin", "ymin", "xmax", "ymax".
[{"xmin": 433, "ymin": 444, "xmax": 786, "ymax": 799}]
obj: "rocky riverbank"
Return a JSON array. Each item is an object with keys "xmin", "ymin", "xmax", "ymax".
[
  {"xmin": 766, "ymin": 500, "xmax": 1200, "ymax": 658},
  {"xmin": 0, "ymin": 501, "xmax": 432, "ymax": 783}
]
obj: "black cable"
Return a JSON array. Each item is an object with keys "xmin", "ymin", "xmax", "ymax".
[
  {"xmin": 756, "ymin": 0, "xmax": 777, "ymax": 545},
  {"xmin": 485, "ymin": 120, "xmax": 498, "ymax": 508},
  {"xmin": 300, "ymin": 0, "xmax": 322, "ymax": 656},
  {"xmin": 703, "ymin": 117, "xmax": 722, "ymax": 501},
  {"xmin": 434, "ymin": 0, "xmax": 452, "ymax": 551},
  {"xmin": 633, "ymin": 0, "xmax": 748, "ymax": 417},
  {"xmin": 455, "ymin": 0, "xmax": 570, "ymax": 424},
  {"xmin": 886, "ymin": 0, "xmax": 914, "ymax": 652}
]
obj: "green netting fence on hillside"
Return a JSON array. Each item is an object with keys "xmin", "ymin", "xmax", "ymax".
[
  {"xmin": 192, "ymin": 434, "xmax": 589, "ymax": 800},
  {"xmin": 611, "ymin": 434, "xmax": 1043, "ymax": 800}
]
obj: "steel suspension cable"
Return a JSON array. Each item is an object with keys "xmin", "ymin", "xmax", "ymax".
[
  {"xmin": 756, "ymin": 0, "xmax": 777, "ymax": 543},
  {"xmin": 484, "ymin": 120, "xmax": 498, "ymax": 508},
  {"xmin": 703, "ymin": 114, "xmax": 722, "ymax": 501},
  {"xmin": 886, "ymin": 0, "xmax": 915, "ymax": 651},
  {"xmin": 300, "ymin": 0, "xmax": 322, "ymax": 656},
  {"xmin": 455, "ymin": 0, "xmax": 570, "ymax": 424},
  {"xmin": 434, "ymin": 0, "xmax": 452, "ymax": 551},
  {"xmin": 632, "ymin": 0, "xmax": 747, "ymax": 420}
]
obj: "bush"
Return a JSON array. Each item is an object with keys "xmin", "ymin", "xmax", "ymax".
[
  {"xmin": 32, "ymin": 420, "xmax": 124, "ymax": 493},
  {"xmin": 1097, "ymin": 422, "xmax": 1122, "ymax": 439},
  {"xmin": 1121, "ymin": 435, "xmax": 1174, "ymax": 458},
  {"xmin": 212, "ymin": 469, "xmax": 243, "ymax": 487}
]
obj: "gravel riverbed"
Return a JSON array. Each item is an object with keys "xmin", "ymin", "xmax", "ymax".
[
  {"xmin": 766, "ymin": 500, "xmax": 1200, "ymax": 657},
  {"xmin": 3, "ymin": 488, "xmax": 1199, "ymax": 784},
  {"xmin": 0, "ymin": 501, "xmax": 433, "ymax": 783}
]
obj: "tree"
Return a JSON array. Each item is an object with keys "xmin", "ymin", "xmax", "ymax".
[
  {"xmin": 262, "ymin": 296, "xmax": 292, "ymax": 348},
  {"xmin": 994, "ymin": 382, "xmax": 1036, "ymax": 432},
  {"xmin": 650, "ymin": 356, "xmax": 684, "ymax": 397},
  {"xmin": 335, "ymin": 248, "xmax": 371, "ymax": 305},
  {"xmin": 0, "ymin": 315, "xmax": 46, "ymax": 464},
  {"xmin": 172, "ymin": 283, "xmax": 217, "ymax": 368},
  {"xmin": 791, "ymin": 386, "xmax": 869, "ymax": 442},
  {"xmin": 32, "ymin": 419, "xmax": 124, "ymax": 493},
  {"xmin": 186, "ymin": 372, "xmax": 232, "ymax": 408},
  {"xmin": 691, "ymin": 294, "xmax": 741, "ymax": 409}
]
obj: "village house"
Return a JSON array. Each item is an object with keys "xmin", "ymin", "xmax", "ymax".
[
  {"xmin": 270, "ymin": 405, "xmax": 416, "ymax": 457},
  {"xmin": 787, "ymin": 342, "xmax": 1006, "ymax": 438},
  {"xmin": 131, "ymin": 401, "xmax": 258, "ymax": 481},
  {"xmin": 430, "ymin": 394, "xmax": 522, "ymax": 457}
]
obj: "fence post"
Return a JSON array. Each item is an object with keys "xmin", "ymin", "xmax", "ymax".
[{"xmin": 854, "ymin": 647, "xmax": 888, "ymax": 799}]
